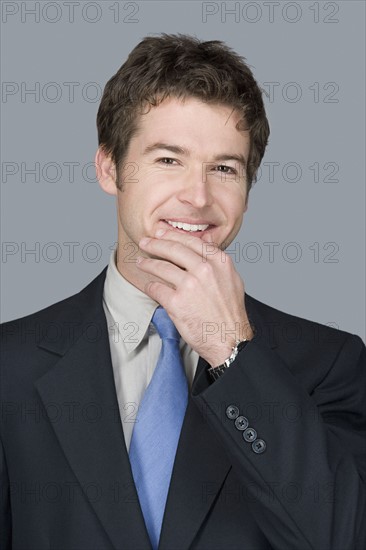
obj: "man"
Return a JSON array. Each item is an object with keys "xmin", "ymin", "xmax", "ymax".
[{"xmin": 1, "ymin": 34, "xmax": 365, "ymax": 550}]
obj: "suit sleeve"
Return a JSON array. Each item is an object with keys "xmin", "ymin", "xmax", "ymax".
[
  {"xmin": 191, "ymin": 333, "xmax": 366, "ymax": 550},
  {"xmin": 0, "ymin": 433, "xmax": 12, "ymax": 549}
]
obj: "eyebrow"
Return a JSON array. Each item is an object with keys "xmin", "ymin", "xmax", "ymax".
[{"xmin": 143, "ymin": 142, "xmax": 247, "ymax": 168}]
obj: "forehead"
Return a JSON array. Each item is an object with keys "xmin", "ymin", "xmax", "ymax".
[{"xmin": 132, "ymin": 96, "xmax": 249, "ymax": 154}]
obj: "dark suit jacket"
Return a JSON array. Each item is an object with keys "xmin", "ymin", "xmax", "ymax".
[{"xmin": 1, "ymin": 266, "xmax": 365, "ymax": 550}]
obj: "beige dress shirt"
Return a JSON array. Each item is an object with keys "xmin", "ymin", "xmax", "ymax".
[{"xmin": 102, "ymin": 248, "xmax": 199, "ymax": 452}]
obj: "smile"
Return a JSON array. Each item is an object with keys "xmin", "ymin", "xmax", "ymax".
[{"xmin": 165, "ymin": 220, "xmax": 209, "ymax": 232}]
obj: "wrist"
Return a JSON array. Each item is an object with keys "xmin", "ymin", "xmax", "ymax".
[
  {"xmin": 202, "ymin": 314, "xmax": 254, "ymax": 367},
  {"xmin": 207, "ymin": 339, "xmax": 250, "ymax": 381}
]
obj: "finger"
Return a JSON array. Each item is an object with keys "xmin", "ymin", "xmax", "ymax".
[
  {"xmin": 136, "ymin": 257, "xmax": 186, "ymax": 288},
  {"xmin": 139, "ymin": 236, "xmax": 202, "ymax": 271},
  {"xmin": 144, "ymin": 280, "xmax": 175, "ymax": 307},
  {"xmin": 156, "ymin": 229, "xmax": 221, "ymax": 259},
  {"xmin": 140, "ymin": 235, "xmax": 219, "ymax": 271}
]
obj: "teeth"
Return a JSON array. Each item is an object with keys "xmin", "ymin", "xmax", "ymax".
[{"xmin": 166, "ymin": 220, "xmax": 209, "ymax": 232}]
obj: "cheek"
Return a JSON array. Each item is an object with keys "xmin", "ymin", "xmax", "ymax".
[
  {"xmin": 222, "ymin": 190, "xmax": 247, "ymax": 219},
  {"xmin": 120, "ymin": 185, "xmax": 163, "ymax": 233}
]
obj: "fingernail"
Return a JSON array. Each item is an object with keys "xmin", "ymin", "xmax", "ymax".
[{"xmin": 155, "ymin": 229, "xmax": 166, "ymax": 237}]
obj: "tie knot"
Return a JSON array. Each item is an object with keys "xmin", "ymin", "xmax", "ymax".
[{"xmin": 151, "ymin": 307, "xmax": 180, "ymax": 342}]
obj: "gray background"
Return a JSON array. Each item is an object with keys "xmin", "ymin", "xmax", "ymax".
[{"xmin": 1, "ymin": 0, "xmax": 365, "ymax": 340}]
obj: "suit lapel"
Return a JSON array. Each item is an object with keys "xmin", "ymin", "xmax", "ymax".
[
  {"xmin": 34, "ymin": 267, "xmax": 152, "ymax": 550},
  {"xmin": 158, "ymin": 357, "xmax": 232, "ymax": 549}
]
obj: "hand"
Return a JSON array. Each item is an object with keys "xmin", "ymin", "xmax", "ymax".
[{"xmin": 136, "ymin": 229, "xmax": 254, "ymax": 366}]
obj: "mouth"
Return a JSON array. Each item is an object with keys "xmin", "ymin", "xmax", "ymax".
[{"xmin": 161, "ymin": 219, "xmax": 216, "ymax": 237}]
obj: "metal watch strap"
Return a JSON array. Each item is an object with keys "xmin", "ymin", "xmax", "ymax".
[{"xmin": 207, "ymin": 339, "xmax": 249, "ymax": 381}]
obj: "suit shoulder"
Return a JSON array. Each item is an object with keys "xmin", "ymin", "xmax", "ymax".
[
  {"xmin": 246, "ymin": 295, "xmax": 365, "ymax": 391},
  {"xmin": 0, "ymin": 266, "xmax": 108, "ymax": 353},
  {"xmin": 246, "ymin": 293, "xmax": 364, "ymax": 352},
  {"xmin": 1, "ymin": 289, "xmax": 80, "ymax": 342}
]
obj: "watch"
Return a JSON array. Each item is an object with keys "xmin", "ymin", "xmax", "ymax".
[{"xmin": 207, "ymin": 339, "xmax": 249, "ymax": 381}]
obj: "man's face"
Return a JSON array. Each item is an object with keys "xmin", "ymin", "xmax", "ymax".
[{"xmin": 108, "ymin": 96, "xmax": 250, "ymax": 281}]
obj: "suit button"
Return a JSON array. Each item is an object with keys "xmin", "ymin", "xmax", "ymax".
[
  {"xmin": 226, "ymin": 405, "xmax": 239, "ymax": 420},
  {"xmin": 252, "ymin": 439, "xmax": 266, "ymax": 454},
  {"xmin": 243, "ymin": 427, "xmax": 257, "ymax": 442},
  {"xmin": 234, "ymin": 416, "xmax": 249, "ymax": 430}
]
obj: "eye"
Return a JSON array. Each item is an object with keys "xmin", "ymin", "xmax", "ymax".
[
  {"xmin": 157, "ymin": 157, "xmax": 178, "ymax": 165},
  {"xmin": 214, "ymin": 164, "xmax": 237, "ymax": 175}
]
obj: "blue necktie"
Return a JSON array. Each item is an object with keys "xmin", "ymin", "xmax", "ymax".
[{"xmin": 129, "ymin": 306, "xmax": 188, "ymax": 549}]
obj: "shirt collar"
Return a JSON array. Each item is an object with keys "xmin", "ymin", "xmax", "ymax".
[{"xmin": 103, "ymin": 247, "xmax": 159, "ymax": 353}]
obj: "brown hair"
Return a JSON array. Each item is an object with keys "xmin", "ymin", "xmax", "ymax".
[{"xmin": 97, "ymin": 33, "xmax": 270, "ymax": 191}]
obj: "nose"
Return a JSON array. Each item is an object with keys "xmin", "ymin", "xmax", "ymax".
[{"xmin": 176, "ymin": 168, "xmax": 213, "ymax": 208}]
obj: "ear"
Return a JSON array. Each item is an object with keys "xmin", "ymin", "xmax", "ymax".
[{"xmin": 95, "ymin": 147, "xmax": 118, "ymax": 196}]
